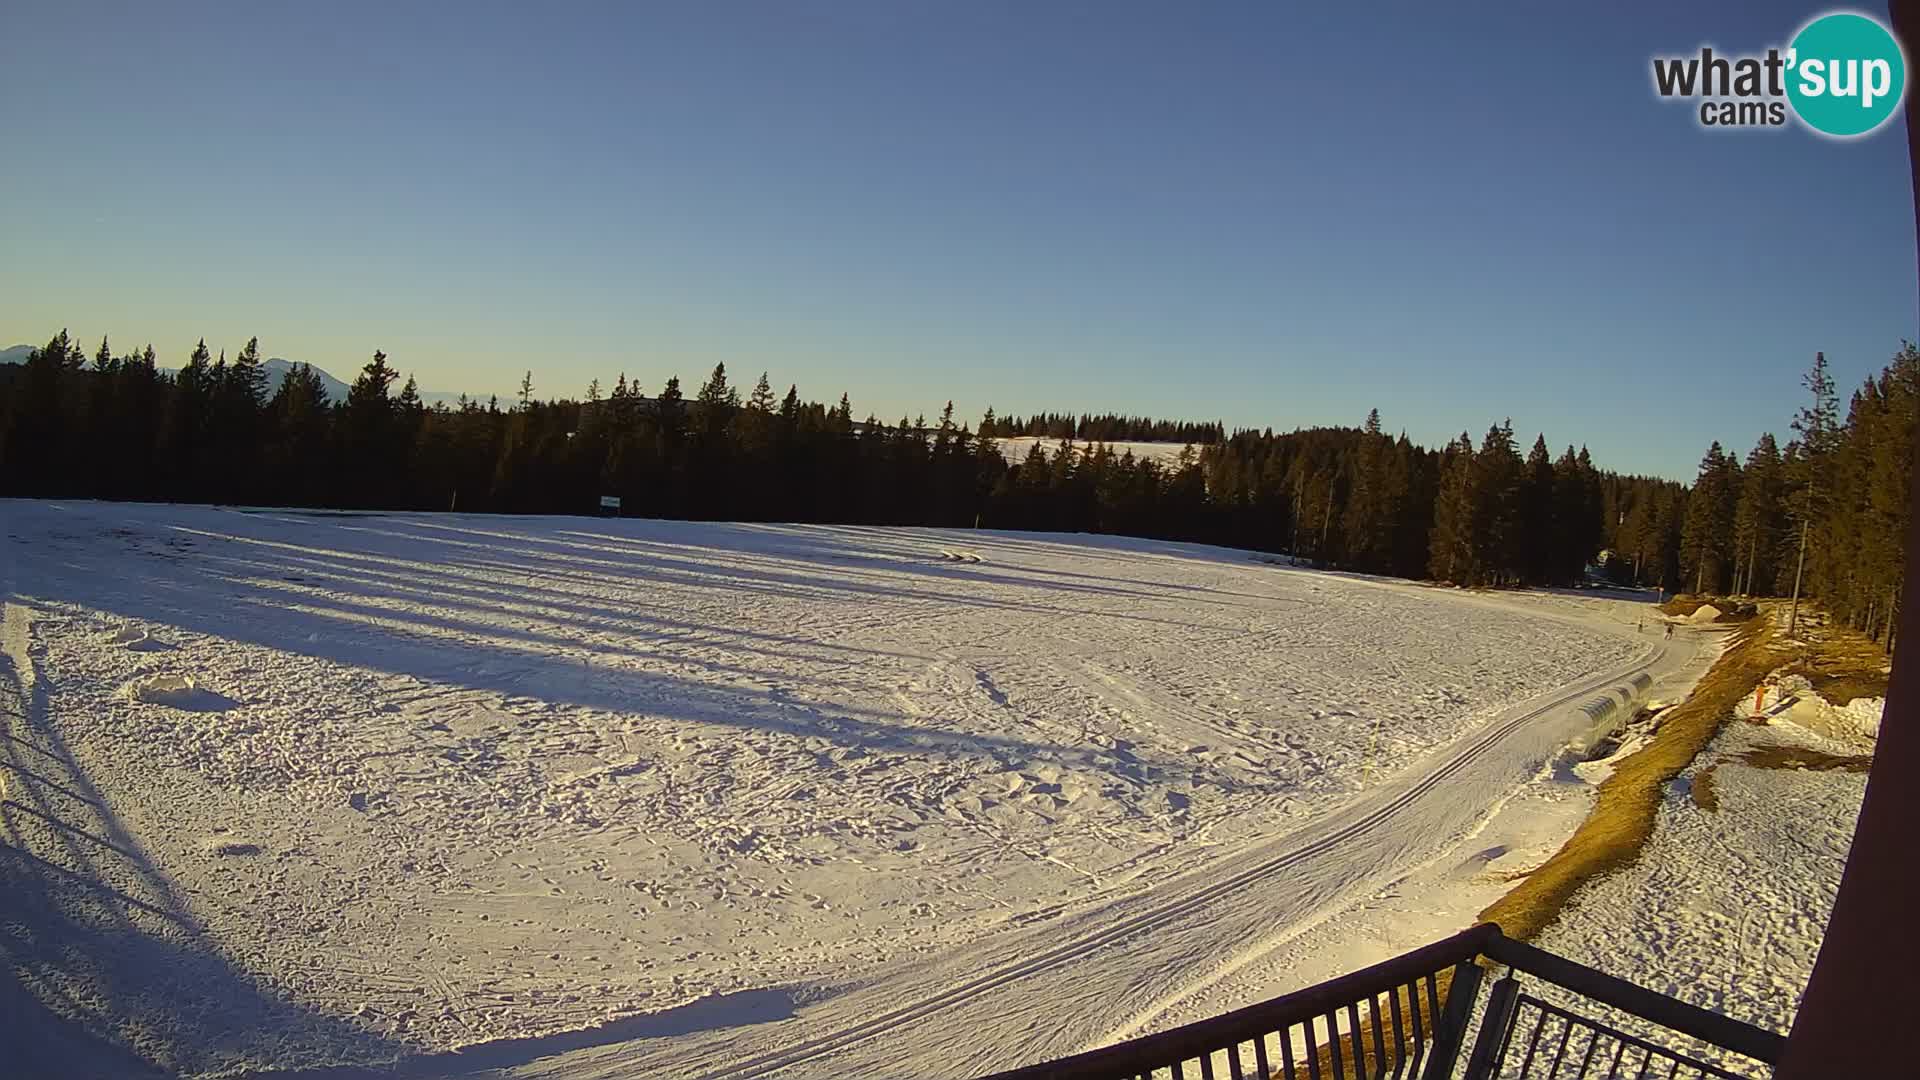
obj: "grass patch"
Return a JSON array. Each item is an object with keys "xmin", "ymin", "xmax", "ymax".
[
  {"xmin": 1736, "ymin": 746, "xmax": 1872, "ymax": 773},
  {"xmin": 1780, "ymin": 626, "xmax": 1890, "ymax": 706},
  {"xmin": 1477, "ymin": 619, "xmax": 1778, "ymax": 942},
  {"xmin": 1691, "ymin": 765, "xmax": 1720, "ymax": 812}
]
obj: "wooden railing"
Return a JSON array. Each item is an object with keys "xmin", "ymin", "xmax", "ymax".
[{"xmin": 975, "ymin": 923, "xmax": 1783, "ymax": 1080}]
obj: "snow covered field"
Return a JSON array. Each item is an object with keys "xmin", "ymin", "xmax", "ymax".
[{"xmin": 1, "ymin": 501, "xmax": 1657, "ymax": 1077}]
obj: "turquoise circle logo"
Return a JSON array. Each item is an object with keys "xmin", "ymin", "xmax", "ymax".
[{"xmin": 1787, "ymin": 12, "xmax": 1907, "ymax": 137}]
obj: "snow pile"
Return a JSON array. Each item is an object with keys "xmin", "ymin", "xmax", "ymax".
[
  {"xmin": 119, "ymin": 672, "xmax": 231, "ymax": 710},
  {"xmin": 1687, "ymin": 603, "xmax": 1723, "ymax": 623},
  {"xmin": 101, "ymin": 623, "xmax": 166, "ymax": 650},
  {"xmin": 1757, "ymin": 673, "xmax": 1882, "ymax": 741},
  {"xmin": 1839, "ymin": 696, "xmax": 1884, "ymax": 738}
]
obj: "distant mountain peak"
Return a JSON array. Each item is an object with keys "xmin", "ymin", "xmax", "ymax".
[
  {"xmin": 0, "ymin": 346, "xmax": 482, "ymax": 406},
  {"xmin": 260, "ymin": 358, "xmax": 351, "ymax": 402}
]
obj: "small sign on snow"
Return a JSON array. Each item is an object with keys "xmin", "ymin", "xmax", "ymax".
[{"xmin": 598, "ymin": 495, "xmax": 621, "ymax": 513}]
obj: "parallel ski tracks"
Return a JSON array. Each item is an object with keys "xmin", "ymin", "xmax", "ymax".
[{"xmin": 683, "ymin": 642, "xmax": 1665, "ymax": 1080}]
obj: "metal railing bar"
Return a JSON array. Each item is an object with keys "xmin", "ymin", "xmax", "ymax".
[
  {"xmin": 1386, "ymin": 984, "xmax": 1408, "ymax": 1080},
  {"xmin": 1345, "ymin": 1000, "xmax": 1366, "ymax": 1078},
  {"xmin": 1546, "ymin": 1011, "xmax": 1575, "ymax": 1076},
  {"xmin": 1608, "ymin": 1032, "xmax": 1629, "ymax": 1076},
  {"xmin": 1368, "ymin": 992, "xmax": 1388, "ymax": 1079},
  {"xmin": 1461, "ymin": 975, "xmax": 1520, "ymax": 1080},
  {"xmin": 1514, "ymin": 995, "xmax": 1750, "ymax": 1079},
  {"xmin": 1420, "ymin": 960, "xmax": 1482, "ymax": 1080},
  {"xmin": 1516, "ymin": 1004, "xmax": 1550, "ymax": 1076},
  {"xmin": 1228, "ymin": 1040, "xmax": 1245, "ymax": 1080},
  {"xmin": 1325, "ymin": 1011, "xmax": 1345, "ymax": 1080},
  {"xmin": 1407, "ymin": 980, "xmax": 1430, "ymax": 1078},
  {"xmin": 1481, "ymin": 933, "xmax": 1785, "ymax": 1064},
  {"xmin": 1573, "ymin": 1025, "xmax": 1600, "ymax": 1079}
]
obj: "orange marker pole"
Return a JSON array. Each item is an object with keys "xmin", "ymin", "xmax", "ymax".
[{"xmin": 1755, "ymin": 684, "xmax": 1766, "ymax": 719}]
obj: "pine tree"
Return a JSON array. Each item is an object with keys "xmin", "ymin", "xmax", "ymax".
[
  {"xmin": 1679, "ymin": 442, "xmax": 1738, "ymax": 594},
  {"xmin": 748, "ymin": 372, "xmax": 775, "ymax": 413},
  {"xmin": 229, "ymin": 336, "xmax": 267, "ymax": 410},
  {"xmin": 343, "ymin": 350, "xmax": 399, "ymax": 503},
  {"xmin": 696, "ymin": 363, "xmax": 738, "ymax": 424},
  {"xmin": 1786, "ymin": 351, "xmax": 1839, "ymax": 634},
  {"xmin": 1341, "ymin": 408, "xmax": 1394, "ymax": 572},
  {"xmin": 1429, "ymin": 433, "xmax": 1476, "ymax": 582},
  {"xmin": 164, "ymin": 339, "xmax": 216, "ymax": 499},
  {"xmin": 1550, "ymin": 445, "xmax": 1590, "ymax": 583},
  {"xmin": 1730, "ymin": 433, "xmax": 1785, "ymax": 595},
  {"xmin": 4, "ymin": 330, "xmax": 83, "ymax": 493},
  {"xmin": 1467, "ymin": 421, "xmax": 1524, "ymax": 585},
  {"xmin": 1520, "ymin": 434, "xmax": 1555, "ymax": 584}
]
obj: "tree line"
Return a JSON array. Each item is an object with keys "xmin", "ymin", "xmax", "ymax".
[
  {"xmin": 979, "ymin": 411, "xmax": 1224, "ymax": 445},
  {"xmin": 2, "ymin": 330, "xmax": 1912, "ymax": 629},
  {"xmin": 1663, "ymin": 347, "xmax": 1919, "ymax": 647}
]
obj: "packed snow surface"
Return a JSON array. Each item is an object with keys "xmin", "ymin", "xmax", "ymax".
[
  {"xmin": 1534, "ymin": 719, "xmax": 1867, "ymax": 1077},
  {"xmin": 0, "ymin": 501, "xmax": 1649, "ymax": 1077}
]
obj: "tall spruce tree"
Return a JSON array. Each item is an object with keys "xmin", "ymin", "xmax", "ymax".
[
  {"xmin": 1679, "ymin": 442, "xmax": 1737, "ymax": 594},
  {"xmin": 1730, "ymin": 433, "xmax": 1785, "ymax": 596}
]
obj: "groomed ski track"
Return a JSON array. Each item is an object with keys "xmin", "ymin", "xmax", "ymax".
[{"xmin": 516, "ymin": 625, "xmax": 1689, "ymax": 1080}]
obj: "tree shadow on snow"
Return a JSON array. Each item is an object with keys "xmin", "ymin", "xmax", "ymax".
[
  {"xmin": 244, "ymin": 986, "xmax": 800, "ymax": 1079},
  {"xmin": 47, "ymin": 519, "xmax": 1219, "ymax": 785},
  {"xmin": 1, "ymin": 668, "xmax": 402, "ymax": 1078}
]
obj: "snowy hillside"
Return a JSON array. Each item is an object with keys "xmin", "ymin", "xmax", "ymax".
[
  {"xmin": 1, "ymin": 502, "xmax": 1655, "ymax": 1077},
  {"xmin": 993, "ymin": 436, "xmax": 1199, "ymax": 468},
  {"xmin": 260, "ymin": 356, "xmax": 351, "ymax": 401},
  {"xmin": 1, "ymin": 346, "xmax": 477, "ymax": 405}
]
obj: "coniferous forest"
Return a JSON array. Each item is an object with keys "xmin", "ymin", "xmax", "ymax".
[{"xmin": 1, "ymin": 330, "xmax": 1913, "ymax": 643}]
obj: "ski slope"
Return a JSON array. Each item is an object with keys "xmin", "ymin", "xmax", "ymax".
[
  {"xmin": 0, "ymin": 501, "xmax": 1664, "ymax": 1078},
  {"xmin": 992, "ymin": 437, "xmax": 1195, "ymax": 469}
]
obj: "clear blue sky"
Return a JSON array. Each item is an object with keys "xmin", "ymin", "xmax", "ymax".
[{"xmin": 3, "ymin": 1, "xmax": 1914, "ymax": 480}]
